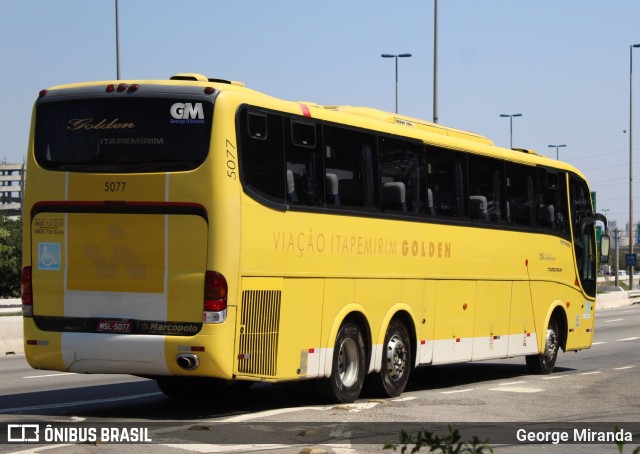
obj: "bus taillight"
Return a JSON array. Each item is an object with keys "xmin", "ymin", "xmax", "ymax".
[
  {"xmin": 203, "ymin": 271, "xmax": 227, "ymax": 324},
  {"xmin": 21, "ymin": 266, "xmax": 33, "ymax": 317}
]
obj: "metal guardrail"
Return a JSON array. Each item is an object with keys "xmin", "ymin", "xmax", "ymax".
[{"xmin": 628, "ymin": 290, "xmax": 640, "ymax": 301}]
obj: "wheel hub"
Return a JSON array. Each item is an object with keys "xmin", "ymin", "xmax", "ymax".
[
  {"xmin": 338, "ymin": 337, "xmax": 359, "ymax": 387},
  {"xmin": 544, "ymin": 327, "xmax": 558, "ymax": 361},
  {"xmin": 385, "ymin": 334, "xmax": 407, "ymax": 380}
]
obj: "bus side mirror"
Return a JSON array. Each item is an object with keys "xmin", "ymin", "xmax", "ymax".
[{"xmin": 600, "ymin": 234, "xmax": 610, "ymax": 264}]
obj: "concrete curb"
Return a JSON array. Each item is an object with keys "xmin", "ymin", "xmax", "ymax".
[
  {"xmin": 0, "ymin": 316, "xmax": 23, "ymax": 356},
  {"xmin": 0, "ymin": 293, "xmax": 636, "ymax": 356},
  {"xmin": 0, "ymin": 298, "xmax": 23, "ymax": 355}
]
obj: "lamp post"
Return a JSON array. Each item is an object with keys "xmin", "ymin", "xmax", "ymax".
[
  {"xmin": 499, "ymin": 113, "xmax": 523, "ymax": 149},
  {"xmin": 433, "ymin": 0, "xmax": 438, "ymax": 124},
  {"xmin": 629, "ymin": 43, "xmax": 640, "ymax": 289},
  {"xmin": 548, "ymin": 144, "xmax": 567, "ymax": 160},
  {"xmin": 381, "ymin": 53, "xmax": 412, "ymax": 113},
  {"xmin": 115, "ymin": 0, "xmax": 120, "ymax": 79}
]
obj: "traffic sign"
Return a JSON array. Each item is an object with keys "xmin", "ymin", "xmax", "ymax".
[{"xmin": 625, "ymin": 253, "xmax": 637, "ymax": 267}]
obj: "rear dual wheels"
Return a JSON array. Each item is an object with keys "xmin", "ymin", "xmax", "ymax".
[
  {"xmin": 315, "ymin": 321, "xmax": 366, "ymax": 403},
  {"xmin": 366, "ymin": 319, "xmax": 412, "ymax": 397}
]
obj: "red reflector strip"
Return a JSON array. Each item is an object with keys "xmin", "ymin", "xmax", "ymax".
[
  {"xmin": 493, "ymin": 336, "xmax": 501, "ymax": 340},
  {"xmin": 455, "ymin": 338, "xmax": 461, "ymax": 343},
  {"xmin": 238, "ymin": 353, "xmax": 251, "ymax": 360},
  {"xmin": 527, "ymin": 332, "xmax": 531, "ymax": 337},
  {"xmin": 26, "ymin": 340, "xmax": 49, "ymax": 346},
  {"xmin": 569, "ymin": 328, "xmax": 575, "ymax": 332},
  {"xmin": 420, "ymin": 340, "xmax": 426, "ymax": 345},
  {"xmin": 191, "ymin": 346, "xmax": 205, "ymax": 352},
  {"xmin": 586, "ymin": 329, "xmax": 592, "ymax": 332},
  {"xmin": 299, "ymin": 103, "xmax": 311, "ymax": 117},
  {"xmin": 308, "ymin": 348, "xmax": 315, "ymax": 353}
]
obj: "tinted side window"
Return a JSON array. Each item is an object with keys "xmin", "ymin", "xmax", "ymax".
[
  {"xmin": 239, "ymin": 110, "xmax": 285, "ymax": 204},
  {"xmin": 285, "ymin": 119, "xmax": 323, "ymax": 206},
  {"xmin": 570, "ymin": 176, "xmax": 596, "ymax": 296},
  {"xmin": 35, "ymin": 98, "xmax": 213, "ymax": 172},
  {"xmin": 379, "ymin": 138, "xmax": 425, "ymax": 214},
  {"xmin": 538, "ymin": 169, "xmax": 570, "ymax": 234},
  {"xmin": 323, "ymin": 126, "xmax": 378, "ymax": 210},
  {"xmin": 426, "ymin": 146, "xmax": 467, "ymax": 219},
  {"xmin": 505, "ymin": 163, "xmax": 538, "ymax": 227},
  {"xmin": 468, "ymin": 155, "xmax": 504, "ymax": 223}
]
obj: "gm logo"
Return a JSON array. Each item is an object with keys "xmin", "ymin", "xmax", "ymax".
[{"xmin": 170, "ymin": 102, "xmax": 204, "ymax": 120}]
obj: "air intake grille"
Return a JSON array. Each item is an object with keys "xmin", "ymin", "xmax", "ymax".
[{"xmin": 237, "ymin": 290, "xmax": 281, "ymax": 377}]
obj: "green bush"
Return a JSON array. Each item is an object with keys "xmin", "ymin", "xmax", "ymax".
[{"xmin": 0, "ymin": 215, "xmax": 22, "ymax": 298}]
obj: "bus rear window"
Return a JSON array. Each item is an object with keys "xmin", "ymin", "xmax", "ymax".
[{"xmin": 34, "ymin": 98, "xmax": 213, "ymax": 172}]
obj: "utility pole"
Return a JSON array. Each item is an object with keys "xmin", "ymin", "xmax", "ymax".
[{"xmin": 615, "ymin": 228, "xmax": 620, "ymax": 287}]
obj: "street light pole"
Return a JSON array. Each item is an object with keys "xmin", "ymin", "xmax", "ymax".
[
  {"xmin": 548, "ymin": 144, "xmax": 567, "ymax": 160},
  {"xmin": 433, "ymin": 0, "xmax": 438, "ymax": 124},
  {"xmin": 381, "ymin": 53, "xmax": 412, "ymax": 113},
  {"xmin": 499, "ymin": 113, "xmax": 523, "ymax": 149},
  {"xmin": 629, "ymin": 43, "xmax": 640, "ymax": 289},
  {"xmin": 115, "ymin": 0, "xmax": 121, "ymax": 80}
]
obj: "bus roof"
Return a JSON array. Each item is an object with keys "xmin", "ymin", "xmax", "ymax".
[{"xmin": 44, "ymin": 73, "xmax": 587, "ymax": 181}]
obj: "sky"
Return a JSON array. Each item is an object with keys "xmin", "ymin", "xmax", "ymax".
[{"xmin": 1, "ymin": 0, "xmax": 640, "ymax": 232}]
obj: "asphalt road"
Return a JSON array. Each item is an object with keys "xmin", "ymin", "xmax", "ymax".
[{"xmin": 0, "ymin": 304, "xmax": 638, "ymax": 453}]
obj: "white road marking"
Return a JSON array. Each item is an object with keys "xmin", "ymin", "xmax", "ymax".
[
  {"xmin": 541, "ymin": 375, "xmax": 565, "ymax": 380},
  {"xmin": 23, "ymin": 372, "xmax": 75, "ymax": 379},
  {"xmin": 441, "ymin": 388, "xmax": 475, "ymax": 394},
  {"xmin": 613, "ymin": 365, "xmax": 635, "ymax": 370},
  {"xmin": 578, "ymin": 371, "xmax": 601, "ymax": 376},
  {"xmin": 392, "ymin": 396, "xmax": 417, "ymax": 402},
  {"xmin": 488, "ymin": 387, "xmax": 543, "ymax": 393},
  {"xmin": 617, "ymin": 337, "xmax": 640, "ymax": 342},
  {"xmin": 604, "ymin": 319, "xmax": 624, "ymax": 323},
  {"xmin": 591, "ymin": 341, "xmax": 607, "ymax": 345},
  {"xmin": 499, "ymin": 381, "xmax": 526, "ymax": 386}
]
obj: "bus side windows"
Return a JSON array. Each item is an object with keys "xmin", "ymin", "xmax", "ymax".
[
  {"xmin": 467, "ymin": 155, "xmax": 504, "ymax": 223},
  {"xmin": 323, "ymin": 127, "xmax": 378, "ymax": 210},
  {"xmin": 426, "ymin": 146, "xmax": 467, "ymax": 219},
  {"xmin": 247, "ymin": 112, "xmax": 268, "ymax": 140},
  {"xmin": 505, "ymin": 163, "xmax": 538, "ymax": 227},
  {"xmin": 285, "ymin": 119, "xmax": 323, "ymax": 206},
  {"xmin": 538, "ymin": 169, "xmax": 569, "ymax": 234},
  {"xmin": 379, "ymin": 137, "xmax": 425, "ymax": 215},
  {"xmin": 240, "ymin": 110, "xmax": 285, "ymax": 204}
]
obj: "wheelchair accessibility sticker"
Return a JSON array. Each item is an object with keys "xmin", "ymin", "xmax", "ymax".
[{"xmin": 38, "ymin": 242, "xmax": 60, "ymax": 271}]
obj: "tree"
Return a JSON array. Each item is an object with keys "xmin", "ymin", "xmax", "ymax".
[{"xmin": 0, "ymin": 215, "xmax": 22, "ymax": 298}]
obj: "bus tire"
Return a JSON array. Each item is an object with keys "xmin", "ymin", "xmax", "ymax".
[
  {"xmin": 365, "ymin": 319, "xmax": 411, "ymax": 397},
  {"xmin": 315, "ymin": 321, "xmax": 366, "ymax": 403},
  {"xmin": 526, "ymin": 318, "xmax": 560, "ymax": 374}
]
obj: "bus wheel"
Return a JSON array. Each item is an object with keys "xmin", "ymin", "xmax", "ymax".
[
  {"xmin": 315, "ymin": 321, "xmax": 366, "ymax": 403},
  {"xmin": 365, "ymin": 319, "xmax": 411, "ymax": 397},
  {"xmin": 526, "ymin": 318, "xmax": 560, "ymax": 374}
]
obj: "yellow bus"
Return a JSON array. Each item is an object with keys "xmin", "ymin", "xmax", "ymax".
[{"xmin": 22, "ymin": 73, "xmax": 608, "ymax": 403}]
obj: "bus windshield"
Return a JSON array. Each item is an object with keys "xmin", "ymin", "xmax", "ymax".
[{"xmin": 34, "ymin": 97, "xmax": 213, "ymax": 173}]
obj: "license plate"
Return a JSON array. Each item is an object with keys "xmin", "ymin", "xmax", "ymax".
[{"xmin": 97, "ymin": 320, "xmax": 132, "ymax": 333}]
